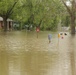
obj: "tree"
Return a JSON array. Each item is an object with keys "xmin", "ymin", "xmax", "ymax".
[
  {"xmin": 61, "ymin": 1, "xmax": 76, "ymax": 75},
  {"xmin": 22, "ymin": 0, "xmax": 64, "ymax": 30},
  {"xmin": 61, "ymin": 0, "xmax": 76, "ymax": 34},
  {"xmin": 0, "ymin": 0, "xmax": 19, "ymax": 31},
  {"xmin": 0, "ymin": 0, "xmax": 65, "ymax": 31}
]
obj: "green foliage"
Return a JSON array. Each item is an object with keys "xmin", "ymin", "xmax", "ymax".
[
  {"xmin": 0, "ymin": 0, "xmax": 18, "ymax": 16},
  {"xmin": 0, "ymin": 0, "xmax": 66, "ymax": 31},
  {"xmin": 61, "ymin": 15, "xmax": 70, "ymax": 27},
  {"xmin": 40, "ymin": 16, "xmax": 58, "ymax": 31}
]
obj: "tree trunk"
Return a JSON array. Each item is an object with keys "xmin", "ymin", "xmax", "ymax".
[
  {"xmin": 3, "ymin": 17, "xmax": 7, "ymax": 31},
  {"xmin": 38, "ymin": 19, "xmax": 43, "ymax": 27},
  {"xmin": 61, "ymin": 0, "xmax": 76, "ymax": 35},
  {"xmin": 70, "ymin": 15, "xmax": 75, "ymax": 34}
]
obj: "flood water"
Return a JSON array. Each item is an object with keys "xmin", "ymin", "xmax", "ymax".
[{"xmin": 0, "ymin": 31, "xmax": 76, "ymax": 75}]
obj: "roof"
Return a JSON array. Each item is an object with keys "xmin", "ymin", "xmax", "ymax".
[
  {"xmin": 7, "ymin": 18, "xmax": 13, "ymax": 21},
  {"xmin": 0, "ymin": 17, "xmax": 13, "ymax": 21},
  {"xmin": 0, "ymin": 17, "xmax": 3, "ymax": 21}
]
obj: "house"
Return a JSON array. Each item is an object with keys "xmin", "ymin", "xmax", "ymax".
[{"xmin": 0, "ymin": 17, "xmax": 13, "ymax": 30}]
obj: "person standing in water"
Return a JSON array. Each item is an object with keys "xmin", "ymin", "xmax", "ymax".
[{"xmin": 48, "ymin": 34, "xmax": 52, "ymax": 43}]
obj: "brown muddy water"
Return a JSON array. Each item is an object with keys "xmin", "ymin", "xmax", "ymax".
[{"xmin": 0, "ymin": 31, "xmax": 76, "ymax": 75}]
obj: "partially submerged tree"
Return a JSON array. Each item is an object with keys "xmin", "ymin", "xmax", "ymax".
[
  {"xmin": 0, "ymin": 0, "xmax": 19, "ymax": 31},
  {"xmin": 61, "ymin": 0, "xmax": 76, "ymax": 34}
]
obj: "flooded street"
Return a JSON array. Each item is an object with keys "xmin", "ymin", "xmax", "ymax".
[{"xmin": 0, "ymin": 31, "xmax": 76, "ymax": 75}]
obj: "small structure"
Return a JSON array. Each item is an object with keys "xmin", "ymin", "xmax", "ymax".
[{"xmin": 0, "ymin": 17, "xmax": 13, "ymax": 30}]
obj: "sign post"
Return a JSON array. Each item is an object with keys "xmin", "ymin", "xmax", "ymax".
[{"xmin": 36, "ymin": 27, "xmax": 40, "ymax": 38}]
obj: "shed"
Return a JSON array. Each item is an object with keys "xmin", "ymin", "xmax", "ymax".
[{"xmin": 0, "ymin": 17, "xmax": 13, "ymax": 30}]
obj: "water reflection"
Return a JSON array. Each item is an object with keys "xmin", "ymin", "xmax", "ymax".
[
  {"xmin": 20, "ymin": 51, "xmax": 58, "ymax": 75},
  {"xmin": 0, "ymin": 51, "xmax": 9, "ymax": 75},
  {"xmin": 0, "ymin": 31, "xmax": 75, "ymax": 75},
  {"xmin": 68, "ymin": 35, "xmax": 76, "ymax": 75},
  {"xmin": 0, "ymin": 31, "xmax": 59, "ymax": 75}
]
